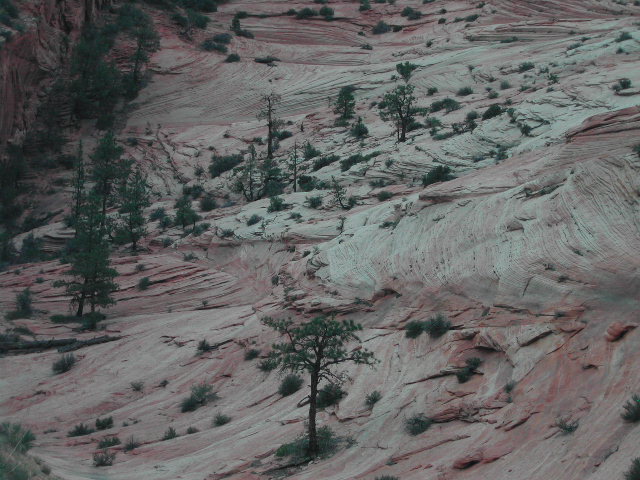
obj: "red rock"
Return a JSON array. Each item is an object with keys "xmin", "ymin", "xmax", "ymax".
[{"xmin": 605, "ymin": 322, "xmax": 637, "ymax": 342}]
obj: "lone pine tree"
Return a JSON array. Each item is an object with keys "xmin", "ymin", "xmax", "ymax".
[{"xmin": 262, "ymin": 314, "xmax": 376, "ymax": 458}]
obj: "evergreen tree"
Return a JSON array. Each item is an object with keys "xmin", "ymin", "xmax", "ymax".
[
  {"xmin": 68, "ymin": 142, "xmax": 86, "ymax": 231},
  {"xmin": 114, "ymin": 167, "xmax": 151, "ymax": 251},
  {"xmin": 174, "ymin": 196, "xmax": 200, "ymax": 231},
  {"xmin": 126, "ymin": 22, "xmax": 160, "ymax": 96},
  {"xmin": 333, "ymin": 86, "xmax": 356, "ymax": 125},
  {"xmin": 395, "ymin": 61, "xmax": 418, "ymax": 82},
  {"xmin": 257, "ymin": 93, "xmax": 283, "ymax": 160},
  {"xmin": 58, "ymin": 193, "xmax": 118, "ymax": 317},
  {"xmin": 90, "ymin": 132, "xmax": 128, "ymax": 221},
  {"xmin": 233, "ymin": 145, "xmax": 285, "ymax": 201},
  {"xmin": 287, "ymin": 142, "xmax": 304, "ymax": 193},
  {"xmin": 379, "ymin": 83, "xmax": 417, "ymax": 142},
  {"xmin": 263, "ymin": 315, "xmax": 376, "ymax": 458}
]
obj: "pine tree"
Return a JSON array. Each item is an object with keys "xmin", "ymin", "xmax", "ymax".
[
  {"xmin": 287, "ymin": 142, "xmax": 304, "ymax": 193},
  {"xmin": 174, "ymin": 196, "xmax": 200, "ymax": 231},
  {"xmin": 233, "ymin": 145, "xmax": 285, "ymax": 201},
  {"xmin": 257, "ymin": 93, "xmax": 283, "ymax": 160},
  {"xmin": 58, "ymin": 193, "xmax": 118, "ymax": 317},
  {"xmin": 90, "ymin": 132, "xmax": 129, "ymax": 221},
  {"xmin": 68, "ymin": 142, "xmax": 86, "ymax": 231},
  {"xmin": 333, "ymin": 86, "xmax": 356, "ymax": 125},
  {"xmin": 263, "ymin": 315, "xmax": 376, "ymax": 458},
  {"xmin": 114, "ymin": 167, "xmax": 151, "ymax": 251},
  {"xmin": 379, "ymin": 83, "xmax": 417, "ymax": 142}
]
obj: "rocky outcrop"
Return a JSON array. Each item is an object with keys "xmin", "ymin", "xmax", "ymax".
[{"xmin": 0, "ymin": 0, "xmax": 109, "ymax": 145}]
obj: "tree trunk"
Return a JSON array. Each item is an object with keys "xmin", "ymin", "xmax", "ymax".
[
  {"xmin": 76, "ymin": 292, "xmax": 85, "ymax": 317},
  {"xmin": 308, "ymin": 371, "xmax": 319, "ymax": 457}
]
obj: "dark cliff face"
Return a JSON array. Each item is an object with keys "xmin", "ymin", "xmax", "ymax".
[{"xmin": 0, "ymin": 0, "xmax": 109, "ymax": 146}]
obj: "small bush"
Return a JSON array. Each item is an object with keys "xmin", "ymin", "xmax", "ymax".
[
  {"xmin": 350, "ymin": 118, "xmax": 369, "ymax": 138},
  {"xmin": 123, "ymin": 436, "xmax": 140, "ymax": 452},
  {"xmin": 317, "ymin": 383, "xmax": 345, "ymax": 409},
  {"xmin": 225, "ymin": 53, "xmax": 240, "ymax": 62},
  {"xmin": 246, "ymin": 214, "xmax": 262, "ymax": 226},
  {"xmin": 427, "ymin": 87, "xmax": 438, "ymax": 96},
  {"xmin": 213, "ymin": 33, "xmax": 232, "ymax": 44},
  {"xmin": 303, "ymin": 142, "xmax": 321, "ymax": 160},
  {"xmin": 5, "ymin": 288, "xmax": 33, "ymax": 320},
  {"xmin": 616, "ymin": 31, "xmax": 632, "ymax": 42},
  {"xmin": 423, "ymin": 314, "xmax": 451, "ymax": 338},
  {"xmin": 209, "ymin": 154, "xmax": 242, "ymax": 178},
  {"xmin": 0, "ymin": 423, "xmax": 36, "ymax": 452},
  {"xmin": 162, "ymin": 427, "xmax": 178, "ymax": 440},
  {"xmin": 244, "ymin": 348, "xmax": 260, "ymax": 361},
  {"xmin": 138, "ymin": 277, "xmax": 151, "ymax": 290},
  {"xmin": 255, "ymin": 56, "xmax": 280, "ymax": 65},
  {"xmin": 422, "ymin": 166, "xmax": 454, "ymax": 186},
  {"xmin": 186, "ymin": 426, "xmax": 199, "ymax": 434},
  {"xmin": 201, "ymin": 39, "xmax": 227, "ymax": 53},
  {"xmin": 306, "ymin": 195, "xmax": 323, "ymax": 209},
  {"xmin": 199, "ymin": 193, "xmax": 217, "ymax": 212},
  {"xmin": 319, "ymin": 6, "xmax": 334, "ymax": 19},
  {"xmin": 68, "ymin": 423, "xmax": 95, "ymax": 437},
  {"xmin": 555, "ymin": 417, "xmax": 578, "ymax": 434},
  {"xmin": 518, "ymin": 62, "xmax": 535, "ymax": 73},
  {"xmin": 52, "ymin": 353, "xmax": 76, "ymax": 374},
  {"xmin": 405, "ymin": 320, "xmax": 424, "ymax": 338},
  {"xmin": 622, "ymin": 395, "xmax": 640, "ymax": 422},
  {"xmin": 267, "ymin": 196, "xmax": 285, "ymax": 212},
  {"xmin": 500, "ymin": 80, "xmax": 511, "ymax": 90},
  {"xmin": 504, "ymin": 381, "xmax": 516, "ymax": 394},
  {"xmin": 430, "ymin": 98, "xmax": 460, "ymax": 113},
  {"xmin": 275, "ymin": 425, "xmax": 339, "ymax": 460},
  {"xmin": 313, "ymin": 155, "xmax": 339, "ymax": 171},
  {"xmin": 482, "ymin": 103, "xmax": 503, "ymax": 120},
  {"xmin": 614, "ymin": 78, "xmax": 632, "ymax": 91},
  {"xmin": 150, "ymin": 206, "xmax": 168, "ymax": 221},
  {"xmin": 372, "ymin": 21, "xmax": 391, "ymax": 34},
  {"xmin": 98, "ymin": 436, "xmax": 120, "ymax": 448},
  {"xmin": 95, "ymin": 417, "xmax": 113, "ymax": 431},
  {"xmin": 279, "ymin": 374, "xmax": 304, "ymax": 396},
  {"xmin": 405, "ymin": 414, "xmax": 432, "ymax": 435},
  {"xmin": 296, "ymin": 7, "xmax": 317, "ymax": 19},
  {"xmin": 213, "ymin": 413, "xmax": 231, "ymax": 426},
  {"xmin": 625, "ymin": 458, "xmax": 640, "ymax": 480},
  {"xmin": 181, "ymin": 382, "xmax": 218, "ymax": 412},
  {"xmin": 130, "ymin": 381, "xmax": 144, "ymax": 392},
  {"xmin": 365, "ymin": 391, "xmax": 381, "ymax": 408},
  {"xmin": 376, "ymin": 191, "xmax": 393, "ymax": 202},
  {"xmin": 457, "ymin": 86, "xmax": 473, "ymax": 96},
  {"xmin": 93, "ymin": 449, "xmax": 116, "ymax": 467}
]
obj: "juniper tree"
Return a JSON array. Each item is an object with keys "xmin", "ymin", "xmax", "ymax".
[
  {"xmin": 333, "ymin": 86, "xmax": 356, "ymax": 125},
  {"xmin": 57, "ymin": 193, "xmax": 118, "ymax": 317},
  {"xmin": 257, "ymin": 93, "xmax": 283, "ymax": 160},
  {"xmin": 262, "ymin": 314, "xmax": 376, "ymax": 458},
  {"xmin": 379, "ymin": 83, "xmax": 417, "ymax": 142},
  {"xmin": 114, "ymin": 167, "xmax": 151, "ymax": 251},
  {"xmin": 396, "ymin": 61, "xmax": 418, "ymax": 82}
]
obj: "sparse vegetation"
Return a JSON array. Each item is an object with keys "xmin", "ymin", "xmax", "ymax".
[
  {"xmin": 625, "ymin": 458, "xmax": 640, "ymax": 480},
  {"xmin": 181, "ymin": 382, "xmax": 218, "ymax": 412},
  {"xmin": 5, "ymin": 288, "xmax": 32, "ymax": 319},
  {"xmin": 213, "ymin": 413, "xmax": 231, "ymax": 426},
  {"xmin": 275, "ymin": 425, "xmax": 341, "ymax": 461},
  {"xmin": 52, "ymin": 353, "xmax": 76, "ymax": 374},
  {"xmin": 68, "ymin": 423, "xmax": 95, "ymax": 437},
  {"xmin": 0, "ymin": 423, "xmax": 36, "ymax": 452},
  {"xmin": 162, "ymin": 427, "xmax": 178, "ymax": 440},
  {"xmin": 456, "ymin": 357, "xmax": 483, "ymax": 383},
  {"xmin": 423, "ymin": 314, "xmax": 451, "ymax": 338},
  {"xmin": 279, "ymin": 374, "xmax": 304, "ymax": 396},
  {"xmin": 422, "ymin": 166, "xmax": 454, "ymax": 186},
  {"xmin": 93, "ymin": 449, "xmax": 116, "ymax": 467},
  {"xmin": 365, "ymin": 391, "xmax": 381, "ymax": 408},
  {"xmin": 123, "ymin": 436, "xmax": 140, "ymax": 452},
  {"xmin": 622, "ymin": 395, "xmax": 640, "ymax": 422},
  {"xmin": 95, "ymin": 417, "xmax": 113, "ymax": 431},
  {"xmin": 556, "ymin": 417, "xmax": 579, "ymax": 434},
  {"xmin": 405, "ymin": 414, "xmax": 432, "ymax": 435},
  {"xmin": 244, "ymin": 348, "xmax": 260, "ymax": 361},
  {"xmin": 98, "ymin": 436, "xmax": 120, "ymax": 448}
]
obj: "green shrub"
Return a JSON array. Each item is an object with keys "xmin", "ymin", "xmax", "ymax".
[
  {"xmin": 68, "ymin": 423, "xmax": 95, "ymax": 437},
  {"xmin": 181, "ymin": 382, "xmax": 218, "ymax": 412},
  {"xmin": 150, "ymin": 207, "xmax": 168, "ymax": 222},
  {"xmin": 296, "ymin": 7, "xmax": 317, "ymax": 19},
  {"xmin": 319, "ymin": 6, "xmax": 334, "ymax": 19},
  {"xmin": 267, "ymin": 196, "xmax": 285, "ymax": 212},
  {"xmin": 317, "ymin": 383, "xmax": 345, "ymax": 408},
  {"xmin": 213, "ymin": 33, "xmax": 232, "ymax": 44},
  {"xmin": 186, "ymin": 426, "xmax": 199, "ymax": 434},
  {"xmin": 616, "ymin": 31, "xmax": 632, "ymax": 42},
  {"xmin": 405, "ymin": 320, "xmax": 424, "ymax": 338},
  {"xmin": 313, "ymin": 155, "xmax": 339, "ymax": 171},
  {"xmin": 614, "ymin": 78, "xmax": 632, "ymax": 91},
  {"xmin": 138, "ymin": 277, "xmax": 151, "ymax": 290},
  {"xmin": 130, "ymin": 381, "xmax": 144, "ymax": 392},
  {"xmin": 306, "ymin": 196, "xmax": 323, "ymax": 209},
  {"xmin": 123, "ymin": 436, "xmax": 140, "ymax": 452},
  {"xmin": 365, "ymin": 391, "xmax": 381, "ymax": 408},
  {"xmin": 201, "ymin": 39, "xmax": 227, "ymax": 53},
  {"xmin": 95, "ymin": 417, "xmax": 113, "ymax": 431},
  {"xmin": 275, "ymin": 425, "xmax": 339, "ymax": 460},
  {"xmin": 0, "ymin": 423, "xmax": 35, "ymax": 452},
  {"xmin": 372, "ymin": 21, "xmax": 391, "ymax": 34},
  {"xmin": 279, "ymin": 374, "xmax": 304, "ymax": 396},
  {"xmin": 244, "ymin": 348, "xmax": 260, "ymax": 360},
  {"xmin": 422, "ymin": 166, "xmax": 453, "ymax": 186},
  {"xmin": 93, "ymin": 449, "xmax": 116, "ymax": 466},
  {"xmin": 213, "ymin": 413, "xmax": 231, "ymax": 426},
  {"xmin": 350, "ymin": 118, "xmax": 369, "ymax": 138},
  {"xmin": 52, "ymin": 353, "xmax": 76, "ymax": 374},
  {"xmin": 555, "ymin": 417, "xmax": 578, "ymax": 434},
  {"xmin": 457, "ymin": 86, "xmax": 473, "ymax": 96},
  {"xmin": 405, "ymin": 414, "xmax": 431, "ymax": 435},
  {"xmin": 225, "ymin": 53, "xmax": 240, "ymax": 62},
  {"xmin": 500, "ymin": 80, "xmax": 511, "ymax": 90},
  {"xmin": 376, "ymin": 191, "xmax": 393, "ymax": 201},
  {"xmin": 622, "ymin": 395, "xmax": 640, "ymax": 422},
  {"xmin": 482, "ymin": 103, "xmax": 503, "ymax": 120},
  {"xmin": 303, "ymin": 142, "xmax": 321, "ymax": 160},
  {"xmin": 430, "ymin": 97, "xmax": 460, "ymax": 113},
  {"xmin": 255, "ymin": 56, "xmax": 280, "ymax": 65},
  {"xmin": 258, "ymin": 358, "xmax": 277, "ymax": 372},
  {"xmin": 423, "ymin": 314, "xmax": 451, "ymax": 338},
  {"xmin": 625, "ymin": 458, "xmax": 640, "ymax": 480},
  {"xmin": 162, "ymin": 427, "xmax": 178, "ymax": 440},
  {"xmin": 197, "ymin": 339, "xmax": 212, "ymax": 353},
  {"xmin": 518, "ymin": 62, "xmax": 534, "ymax": 72},
  {"xmin": 98, "ymin": 436, "xmax": 120, "ymax": 448},
  {"xmin": 199, "ymin": 193, "xmax": 217, "ymax": 212},
  {"xmin": 246, "ymin": 214, "xmax": 262, "ymax": 226},
  {"xmin": 456, "ymin": 357, "xmax": 482, "ymax": 383},
  {"xmin": 209, "ymin": 153, "xmax": 242, "ymax": 178},
  {"xmin": 5, "ymin": 288, "xmax": 32, "ymax": 319}
]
